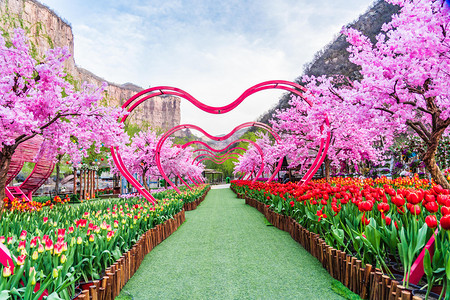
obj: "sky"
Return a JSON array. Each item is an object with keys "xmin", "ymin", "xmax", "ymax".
[{"xmin": 38, "ymin": 0, "xmax": 375, "ymax": 136}]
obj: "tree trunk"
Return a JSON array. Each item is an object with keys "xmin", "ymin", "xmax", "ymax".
[
  {"xmin": 91, "ymin": 170, "xmax": 95, "ymax": 198},
  {"xmin": 55, "ymin": 154, "xmax": 62, "ymax": 195},
  {"xmin": 423, "ymin": 132, "xmax": 450, "ymax": 189},
  {"xmin": 79, "ymin": 169, "xmax": 83, "ymax": 200},
  {"xmin": 142, "ymin": 170, "xmax": 150, "ymax": 190},
  {"xmin": 0, "ymin": 148, "xmax": 14, "ymax": 213},
  {"xmin": 73, "ymin": 167, "xmax": 77, "ymax": 196},
  {"xmin": 86, "ymin": 170, "xmax": 91, "ymax": 199},
  {"xmin": 90, "ymin": 170, "xmax": 93, "ymax": 199},
  {"xmin": 324, "ymin": 155, "xmax": 331, "ymax": 182}
]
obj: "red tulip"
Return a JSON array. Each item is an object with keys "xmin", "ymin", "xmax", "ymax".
[
  {"xmin": 441, "ymin": 206, "xmax": 450, "ymax": 216},
  {"xmin": 424, "ymin": 201, "xmax": 439, "ymax": 213},
  {"xmin": 440, "ymin": 214, "xmax": 450, "ymax": 230},
  {"xmin": 19, "ymin": 230, "xmax": 27, "ymax": 240},
  {"xmin": 45, "ymin": 239, "xmax": 53, "ymax": 251},
  {"xmin": 394, "ymin": 220, "xmax": 399, "ymax": 230},
  {"xmin": 407, "ymin": 192, "xmax": 421, "ymax": 205},
  {"xmin": 425, "ymin": 215, "xmax": 438, "ymax": 229},
  {"xmin": 332, "ymin": 203, "xmax": 341, "ymax": 216},
  {"xmin": 377, "ymin": 202, "xmax": 390, "ymax": 213},
  {"xmin": 437, "ymin": 195, "xmax": 449, "ymax": 206},
  {"xmin": 424, "ymin": 194, "xmax": 435, "ymax": 203},
  {"xmin": 385, "ymin": 216, "xmax": 392, "ymax": 226},
  {"xmin": 408, "ymin": 204, "xmax": 421, "ymax": 216},
  {"xmin": 361, "ymin": 213, "xmax": 370, "ymax": 226},
  {"xmin": 391, "ymin": 195, "xmax": 405, "ymax": 207},
  {"xmin": 358, "ymin": 200, "xmax": 373, "ymax": 212}
]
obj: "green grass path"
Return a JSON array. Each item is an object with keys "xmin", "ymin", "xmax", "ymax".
[{"xmin": 117, "ymin": 188, "xmax": 344, "ymax": 299}]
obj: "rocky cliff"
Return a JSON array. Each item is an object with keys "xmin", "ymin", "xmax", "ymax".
[
  {"xmin": 257, "ymin": 0, "xmax": 399, "ymax": 125},
  {"xmin": 0, "ymin": 0, "xmax": 181, "ymax": 131}
]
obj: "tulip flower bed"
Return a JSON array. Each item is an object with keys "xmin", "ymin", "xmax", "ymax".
[
  {"xmin": 231, "ymin": 177, "xmax": 450, "ymax": 300},
  {"xmin": 0, "ymin": 195, "xmax": 186, "ymax": 300},
  {"xmin": 152, "ymin": 184, "xmax": 211, "ymax": 211},
  {"xmin": 2, "ymin": 195, "xmax": 71, "ymax": 212}
]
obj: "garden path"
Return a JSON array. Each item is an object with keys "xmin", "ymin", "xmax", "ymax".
[{"xmin": 117, "ymin": 188, "xmax": 344, "ymax": 299}]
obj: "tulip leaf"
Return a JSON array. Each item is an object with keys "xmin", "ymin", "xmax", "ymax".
[
  {"xmin": 423, "ymin": 249, "xmax": 432, "ymax": 278},
  {"xmin": 413, "ymin": 224, "xmax": 428, "ymax": 255},
  {"xmin": 331, "ymin": 226, "xmax": 344, "ymax": 248},
  {"xmin": 446, "ymin": 256, "xmax": 450, "ymax": 280},
  {"xmin": 0, "ymin": 290, "xmax": 10, "ymax": 300},
  {"xmin": 46, "ymin": 292, "xmax": 64, "ymax": 300}
]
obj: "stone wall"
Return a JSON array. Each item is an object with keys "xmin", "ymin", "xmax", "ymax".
[{"xmin": 0, "ymin": 0, "xmax": 181, "ymax": 131}]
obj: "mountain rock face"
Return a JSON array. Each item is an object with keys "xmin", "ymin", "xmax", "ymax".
[
  {"xmin": 0, "ymin": 0, "xmax": 181, "ymax": 131},
  {"xmin": 257, "ymin": 0, "xmax": 399, "ymax": 125}
]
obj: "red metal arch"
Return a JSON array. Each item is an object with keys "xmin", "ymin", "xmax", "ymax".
[
  {"xmin": 120, "ymin": 80, "xmax": 311, "ymax": 118},
  {"xmin": 156, "ymin": 122, "xmax": 284, "ymax": 192},
  {"xmin": 192, "ymin": 149, "xmax": 243, "ymax": 165},
  {"xmin": 111, "ymin": 80, "xmax": 330, "ymax": 202},
  {"xmin": 156, "ymin": 129, "xmax": 266, "ymax": 193},
  {"xmin": 195, "ymin": 154, "xmax": 240, "ymax": 166},
  {"xmin": 193, "ymin": 147, "xmax": 246, "ymax": 156},
  {"xmin": 197, "ymin": 156, "xmax": 239, "ymax": 166},
  {"xmin": 5, "ymin": 135, "xmax": 55, "ymax": 202}
]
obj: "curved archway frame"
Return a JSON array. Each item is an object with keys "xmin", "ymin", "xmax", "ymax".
[
  {"xmin": 196, "ymin": 155, "xmax": 239, "ymax": 166},
  {"xmin": 111, "ymin": 80, "xmax": 330, "ymax": 202},
  {"xmin": 156, "ymin": 122, "xmax": 286, "ymax": 193},
  {"xmin": 193, "ymin": 152, "xmax": 242, "ymax": 165},
  {"xmin": 157, "ymin": 129, "xmax": 266, "ymax": 193}
]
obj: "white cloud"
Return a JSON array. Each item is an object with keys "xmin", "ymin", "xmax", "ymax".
[{"xmin": 39, "ymin": 0, "xmax": 375, "ymax": 135}]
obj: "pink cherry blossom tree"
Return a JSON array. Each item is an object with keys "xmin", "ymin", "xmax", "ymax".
[
  {"xmin": 112, "ymin": 129, "xmax": 204, "ymax": 189},
  {"xmin": 234, "ymin": 132, "xmax": 283, "ymax": 179},
  {"xmin": 282, "ymin": 77, "xmax": 392, "ymax": 181},
  {"xmin": 340, "ymin": 0, "xmax": 450, "ymax": 187},
  {"xmin": 0, "ymin": 29, "xmax": 127, "ymax": 206},
  {"xmin": 278, "ymin": 0, "xmax": 450, "ymax": 185}
]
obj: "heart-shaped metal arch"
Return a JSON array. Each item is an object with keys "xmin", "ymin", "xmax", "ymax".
[
  {"xmin": 157, "ymin": 132, "xmax": 266, "ymax": 193},
  {"xmin": 192, "ymin": 151, "xmax": 243, "ymax": 165},
  {"xmin": 193, "ymin": 147, "xmax": 247, "ymax": 155},
  {"xmin": 111, "ymin": 80, "xmax": 330, "ymax": 202},
  {"xmin": 120, "ymin": 80, "xmax": 312, "ymax": 117},
  {"xmin": 156, "ymin": 122, "xmax": 287, "ymax": 191},
  {"xmin": 196, "ymin": 155, "xmax": 239, "ymax": 166}
]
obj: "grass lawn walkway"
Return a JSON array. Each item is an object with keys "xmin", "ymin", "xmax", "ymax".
[{"xmin": 117, "ymin": 188, "xmax": 344, "ymax": 299}]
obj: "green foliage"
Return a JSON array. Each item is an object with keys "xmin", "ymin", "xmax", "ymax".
[
  {"xmin": 204, "ymin": 158, "xmax": 238, "ymax": 178},
  {"xmin": 123, "ymin": 121, "xmax": 162, "ymax": 139}
]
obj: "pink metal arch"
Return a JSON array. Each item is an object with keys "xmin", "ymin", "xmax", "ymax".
[
  {"xmin": 192, "ymin": 150, "xmax": 243, "ymax": 165},
  {"xmin": 197, "ymin": 156, "xmax": 239, "ymax": 166},
  {"xmin": 193, "ymin": 147, "xmax": 246, "ymax": 156},
  {"xmin": 188, "ymin": 175, "xmax": 199, "ymax": 187},
  {"xmin": 176, "ymin": 174, "xmax": 192, "ymax": 191},
  {"xmin": 111, "ymin": 80, "xmax": 330, "ymax": 202},
  {"xmin": 121, "ymin": 80, "xmax": 312, "ymax": 117},
  {"xmin": 156, "ymin": 127, "xmax": 266, "ymax": 193},
  {"xmin": 5, "ymin": 135, "xmax": 55, "ymax": 202},
  {"xmin": 195, "ymin": 155, "xmax": 240, "ymax": 166},
  {"xmin": 156, "ymin": 122, "xmax": 283, "ymax": 190}
]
